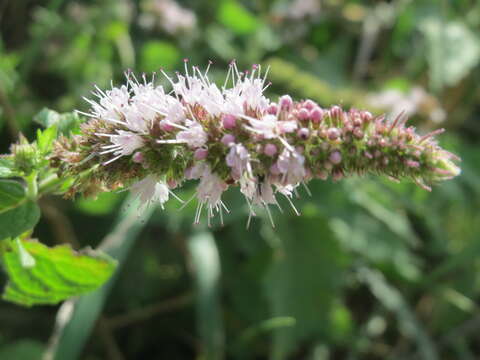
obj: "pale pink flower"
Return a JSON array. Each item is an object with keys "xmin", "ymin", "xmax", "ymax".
[
  {"xmin": 276, "ymin": 148, "xmax": 306, "ymax": 185},
  {"xmin": 226, "ymin": 143, "xmax": 251, "ymax": 180},
  {"xmin": 246, "ymin": 114, "xmax": 297, "ymax": 139},
  {"xmin": 130, "ymin": 175, "xmax": 170, "ymax": 211},
  {"xmin": 176, "ymin": 121, "xmax": 207, "ymax": 148}
]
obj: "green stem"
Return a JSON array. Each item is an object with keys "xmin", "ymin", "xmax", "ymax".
[
  {"xmin": 25, "ymin": 172, "xmax": 38, "ymax": 200},
  {"xmin": 38, "ymin": 173, "xmax": 63, "ymax": 195}
]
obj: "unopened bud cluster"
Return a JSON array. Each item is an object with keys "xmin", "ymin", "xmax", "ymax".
[{"xmin": 51, "ymin": 62, "xmax": 460, "ymax": 226}]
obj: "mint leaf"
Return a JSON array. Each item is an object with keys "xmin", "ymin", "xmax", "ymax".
[
  {"xmin": 0, "ymin": 180, "xmax": 25, "ymax": 214},
  {"xmin": 1, "ymin": 239, "xmax": 117, "ymax": 306},
  {"xmin": 0, "ymin": 201, "xmax": 40, "ymax": 240}
]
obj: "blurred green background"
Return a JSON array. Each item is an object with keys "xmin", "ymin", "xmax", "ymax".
[{"xmin": 1, "ymin": 0, "xmax": 479, "ymax": 359}]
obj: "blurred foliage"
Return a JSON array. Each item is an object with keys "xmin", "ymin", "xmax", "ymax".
[{"xmin": 1, "ymin": 0, "xmax": 480, "ymax": 359}]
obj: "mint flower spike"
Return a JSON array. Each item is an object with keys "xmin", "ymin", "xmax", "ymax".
[{"xmin": 52, "ymin": 61, "xmax": 461, "ymax": 227}]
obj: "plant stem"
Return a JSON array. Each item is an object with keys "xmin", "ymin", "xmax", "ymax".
[{"xmin": 25, "ymin": 171, "xmax": 38, "ymax": 200}]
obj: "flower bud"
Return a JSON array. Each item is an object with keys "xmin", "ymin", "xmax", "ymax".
[
  {"xmin": 264, "ymin": 143, "xmax": 277, "ymax": 157},
  {"xmin": 304, "ymin": 99, "xmax": 316, "ymax": 110},
  {"xmin": 221, "ymin": 134, "xmax": 235, "ymax": 146},
  {"xmin": 297, "ymin": 128, "xmax": 310, "ymax": 140},
  {"xmin": 311, "ymin": 107, "xmax": 323, "ymax": 122},
  {"xmin": 279, "ymin": 95, "xmax": 293, "ymax": 110},
  {"xmin": 267, "ymin": 103, "xmax": 278, "ymax": 115},
  {"xmin": 132, "ymin": 152, "xmax": 144, "ymax": 163},
  {"xmin": 327, "ymin": 127, "xmax": 340, "ymax": 140},
  {"xmin": 298, "ymin": 108, "xmax": 310, "ymax": 121},
  {"xmin": 222, "ymin": 114, "xmax": 236, "ymax": 129},
  {"xmin": 329, "ymin": 151, "xmax": 342, "ymax": 165},
  {"xmin": 13, "ymin": 137, "xmax": 38, "ymax": 174}
]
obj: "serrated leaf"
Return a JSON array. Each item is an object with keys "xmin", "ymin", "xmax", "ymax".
[
  {"xmin": 34, "ymin": 108, "xmax": 81, "ymax": 135},
  {"xmin": 0, "ymin": 180, "xmax": 25, "ymax": 213},
  {"xmin": 1, "ymin": 239, "xmax": 117, "ymax": 306},
  {"xmin": 0, "ymin": 201, "xmax": 40, "ymax": 240}
]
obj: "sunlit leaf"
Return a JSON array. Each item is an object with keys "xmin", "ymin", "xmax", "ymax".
[
  {"xmin": 36, "ymin": 126, "xmax": 58, "ymax": 154},
  {"xmin": 1, "ymin": 238, "xmax": 117, "ymax": 306}
]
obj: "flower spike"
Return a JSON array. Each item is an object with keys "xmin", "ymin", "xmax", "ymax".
[{"xmin": 51, "ymin": 63, "xmax": 461, "ymax": 226}]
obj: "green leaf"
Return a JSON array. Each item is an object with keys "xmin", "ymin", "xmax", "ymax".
[
  {"xmin": 263, "ymin": 214, "xmax": 349, "ymax": 360},
  {"xmin": 0, "ymin": 157, "xmax": 16, "ymax": 178},
  {"xmin": 34, "ymin": 108, "xmax": 81, "ymax": 135},
  {"xmin": 1, "ymin": 238, "xmax": 117, "ymax": 306},
  {"xmin": 0, "ymin": 180, "xmax": 25, "ymax": 214},
  {"xmin": 45, "ymin": 196, "xmax": 154, "ymax": 360},
  {"xmin": 0, "ymin": 201, "xmax": 40, "ymax": 240},
  {"xmin": 217, "ymin": 1, "xmax": 258, "ymax": 35},
  {"xmin": 36, "ymin": 125, "xmax": 58, "ymax": 154},
  {"xmin": 188, "ymin": 231, "xmax": 224, "ymax": 360},
  {"xmin": 34, "ymin": 108, "xmax": 60, "ymax": 128}
]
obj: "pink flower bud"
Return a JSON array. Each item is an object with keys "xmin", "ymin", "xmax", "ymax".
[
  {"xmin": 132, "ymin": 152, "xmax": 144, "ymax": 163},
  {"xmin": 327, "ymin": 127, "xmax": 340, "ymax": 140},
  {"xmin": 310, "ymin": 107, "xmax": 323, "ymax": 123},
  {"xmin": 329, "ymin": 151, "xmax": 342, "ymax": 165},
  {"xmin": 267, "ymin": 103, "xmax": 278, "ymax": 115},
  {"xmin": 221, "ymin": 134, "xmax": 235, "ymax": 146},
  {"xmin": 297, "ymin": 128, "xmax": 310, "ymax": 140},
  {"xmin": 353, "ymin": 117, "xmax": 363, "ymax": 127},
  {"xmin": 330, "ymin": 105, "xmax": 342, "ymax": 119},
  {"xmin": 298, "ymin": 108, "xmax": 310, "ymax": 121},
  {"xmin": 353, "ymin": 127, "xmax": 364, "ymax": 139},
  {"xmin": 304, "ymin": 99, "xmax": 316, "ymax": 110},
  {"xmin": 361, "ymin": 111, "xmax": 373, "ymax": 122},
  {"xmin": 279, "ymin": 95, "xmax": 293, "ymax": 110},
  {"xmin": 222, "ymin": 114, "xmax": 236, "ymax": 129},
  {"xmin": 264, "ymin": 143, "xmax": 277, "ymax": 157},
  {"xmin": 194, "ymin": 148, "xmax": 208, "ymax": 160}
]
